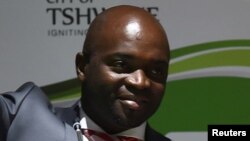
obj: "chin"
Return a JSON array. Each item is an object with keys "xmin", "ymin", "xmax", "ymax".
[
  {"xmin": 110, "ymin": 100, "xmax": 149, "ymax": 130},
  {"xmin": 112, "ymin": 111, "xmax": 145, "ymax": 130}
]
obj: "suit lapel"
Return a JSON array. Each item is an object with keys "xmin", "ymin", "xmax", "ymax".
[
  {"xmin": 145, "ymin": 124, "xmax": 171, "ymax": 141},
  {"xmin": 54, "ymin": 99, "xmax": 81, "ymax": 126}
]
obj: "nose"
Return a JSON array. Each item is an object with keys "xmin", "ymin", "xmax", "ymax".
[{"xmin": 124, "ymin": 69, "xmax": 151, "ymax": 90}]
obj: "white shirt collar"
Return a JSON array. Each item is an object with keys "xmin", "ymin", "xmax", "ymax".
[{"xmin": 79, "ymin": 109, "xmax": 146, "ymax": 140}]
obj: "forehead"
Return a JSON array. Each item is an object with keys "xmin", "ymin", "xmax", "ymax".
[{"xmin": 94, "ymin": 38, "xmax": 169, "ymax": 64}]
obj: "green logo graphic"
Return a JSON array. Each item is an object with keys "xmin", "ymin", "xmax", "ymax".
[{"xmin": 150, "ymin": 40, "xmax": 250, "ymax": 134}]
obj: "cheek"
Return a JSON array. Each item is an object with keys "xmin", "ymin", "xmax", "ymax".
[
  {"xmin": 87, "ymin": 65, "xmax": 123, "ymax": 96},
  {"xmin": 150, "ymin": 83, "xmax": 166, "ymax": 105},
  {"xmin": 99, "ymin": 66, "xmax": 125, "ymax": 87},
  {"xmin": 152, "ymin": 82, "xmax": 165, "ymax": 96},
  {"xmin": 87, "ymin": 64, "xmax": 111, "ymax": 83}
]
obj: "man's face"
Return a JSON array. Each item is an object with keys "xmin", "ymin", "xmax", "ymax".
[
  {"xmin": 83, "ymin": 33, "xmax": 169, "ymax": 133},
  {"xmin": 81, "ymin": 26, "xmax": 169, "ymax": 133}
]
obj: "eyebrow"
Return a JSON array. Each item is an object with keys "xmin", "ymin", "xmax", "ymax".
[
  {"xmin": 106, "ymin": 53, "xmax": 133, "ymax": 60},
  {"xmin": 106, "ymin": 52, "xmax": 169, "ymax": 64}
]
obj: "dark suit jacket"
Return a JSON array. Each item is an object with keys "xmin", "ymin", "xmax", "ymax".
[{"xmin": 0, "ymin": 82, "xmax": 171, "ymax": 141}]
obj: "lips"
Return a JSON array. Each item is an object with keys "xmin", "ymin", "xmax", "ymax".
[
  {"xmin": 119, "ymin": 99, "xmax": 141, "ymax": 110},
  {"xmin": 117, "ymin": 94, "xmax": 148, "ymax": 111}
]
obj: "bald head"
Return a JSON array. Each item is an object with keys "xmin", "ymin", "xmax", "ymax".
[
  {"xmin": 76, "ymin": 5, "xmax": 170, "ymax": 133},
  {"xmin": 83, "ymin": 5, "xmax": 169, "ymax": 58}
]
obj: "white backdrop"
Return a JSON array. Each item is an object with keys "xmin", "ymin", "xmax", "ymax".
[{"xmin": 1, "ymin": 0, "xmax": 250, "ymax": 92}]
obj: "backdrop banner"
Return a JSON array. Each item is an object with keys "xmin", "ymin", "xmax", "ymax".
[{"xmin": 1, "ymin": 0, "xmax": 250, "ymax": 141}]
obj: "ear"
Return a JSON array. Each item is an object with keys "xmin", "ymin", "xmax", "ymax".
[{"xmin": 75, "ymin": 52, "xmax": 88, "ymax": 81}]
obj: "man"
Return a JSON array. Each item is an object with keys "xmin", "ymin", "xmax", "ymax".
[{"xmin": 0, "ymin": 5, "xmax": 171, "ymax": 141}]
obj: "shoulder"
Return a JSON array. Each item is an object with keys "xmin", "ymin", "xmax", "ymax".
[
  {"xmin": 0, "ymin": 82, "xmax": 47, "ymax": 141},
  {"xmin": 0, "ymin": 82, "xmax": 45, "ymax": 108},
  {"xmin": 0, "ymin": 82, "xmax": 49, "ymax": 119},
  {"xmin": 0, "ymin": 81, "xmax": 51, "ymax": 123},
  {"xmin": 145, "ymin": 124, "xmax": 171, "ymax": 141}
]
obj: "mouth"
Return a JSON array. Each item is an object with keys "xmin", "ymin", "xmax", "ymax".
[
  {"xmin": 117, "ymin": 95, "xmax": 148, "ymax": 111},
  {"xmin": 119, "ymin": 99, "xmax": 140, "ymax": 110}
]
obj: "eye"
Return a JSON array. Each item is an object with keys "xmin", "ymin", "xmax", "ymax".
[
  {"xmin": 151, "ymin": 68, "xmax": 164, "ymax": 75},
  {"xmin": 110, "ymin": 60, "xmax": 129, "ymax": 73},
  {"xmin": 113, "ymin": 60, "xmax": 126, "ymax": 68},
  {"xmin": 148, "ymin": 66, "xmax": 167, "ymax": 81}
]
